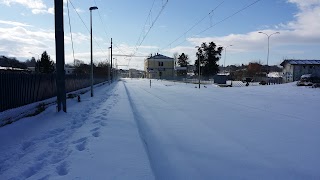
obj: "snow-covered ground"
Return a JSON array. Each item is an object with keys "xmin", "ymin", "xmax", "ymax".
[{"xmin": 1, "ymin": 79, "xmax": 320, "ymax": 179}]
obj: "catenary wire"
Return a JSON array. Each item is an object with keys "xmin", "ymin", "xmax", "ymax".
[
  {"xmin": 127, "ymin": 0, "xmax": 169, "ymax": 67},
  {"xmin": 69, "ymin": 0, "xmax": 108, "ymax": 59},
  {"xmin": 162, "ymin": 0, "xmax": 262, "ymax": 51},
  {"xmin": 66, "ymin": 0, "xmax": 76, "ymax": 66},
  {"xmin": 162, "ymin": 0, "xmax": 225, "ymax": 50}
]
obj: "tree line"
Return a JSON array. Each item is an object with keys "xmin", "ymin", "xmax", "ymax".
[
  {"xmin": 174, "ymin": 41, "xmax": 282, "ymax": 79},
  {"xmin": 0, "ymin": 51, "xmax": 110, "ymax": 77}
]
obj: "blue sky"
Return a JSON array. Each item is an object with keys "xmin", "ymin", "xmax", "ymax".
[{"xmin": 0, "ymin": 0, "xmax": 319, "ymax": 70}]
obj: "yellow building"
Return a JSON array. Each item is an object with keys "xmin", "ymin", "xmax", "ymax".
[{"xmin": 144, "ymin": 53, "xmax": 174, "ymax": 79}]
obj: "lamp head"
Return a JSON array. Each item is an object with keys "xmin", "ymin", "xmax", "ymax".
[{"xmin": 89, "ymin": 6, "xmax": 98, "ymax": 11}]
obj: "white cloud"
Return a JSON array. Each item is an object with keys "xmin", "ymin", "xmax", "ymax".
[
  {"xmin": 48, "ymin": 7, "xmax": 54, "ymax": 14},
  {"xmin": 66, "ymin": 32, "xmax": 90, "ymax": 44},
  {"xmin": 0, "ymin": 20, "xmax": 31, "ymax": 27},
  {"xmin": 1, "ymin": 0, "xmax": 46, "ymax": 9},
  {"xmin": 139, "ymin": 45, "xmax": 158, "ymax": 49},
  {"xmin": 75, "ymin": 8, "xmax": 84, "ymax": 13},
  {"xmin": 32, "ymin": 7, "xmax": 54, "ymax": 15},
  {"xmin": 0, "ymin": 26, "xmax": 55, "ymax": 59},
  {"xmin": 167, "ymin": 0, "xmax": 320, "ymax": 65},
  {"xmin": 287, "ymin": 0, "xmax": 320, "ymax": 9},
  {"xmin": 0, "ymin": 0, "xmax": 54, "ymax": 15}
]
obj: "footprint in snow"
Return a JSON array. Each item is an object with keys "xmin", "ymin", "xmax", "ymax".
[
  {"xmin": 73, "ymin": 137, "xmax": 87, "ymax": 151},
  {"xmin": 38, "ymin": 174, "xmax": 51, "ymax": 180},
  {"xmin": 36, "ymin": 151, "xmax": 52, "ymax": 161},
  {"xmin": 56, "ymin": 161, "xmax": 69, "ymax": 176},
  {"xmin": 90, "ymin": 127, "xmax": 100, "ymax": 137},
  {"xmin": 90, "ymin": 127, "xmax": 100, "ymax": 132},
  {"xmin": 101, "ymin": 117, "xmax": 108, "ymax": 121},
  {"xmin": 72, "ymin": 137, "xmax": 87, "ymax": 144},
  {"xmin": 53, "ymin": 134, "xmax": 70, "ymax": 143},
  {"xmin": 100, "ymin": 122, "xmax": 107, "ymax": 127},
  {"xmin": 92, "ymin": 131, "xmax": 100, "ymax": 137},
  {"xmin": 21, "ymin": 162, "xmax": 44, "ymax": 179},
  {"xmin": 92, "ymin": 120, "xmax": 100, "ymax": 124},
  {"xmin": 50, "ymin": 149, "xmax": 72, "ymax": 164}
]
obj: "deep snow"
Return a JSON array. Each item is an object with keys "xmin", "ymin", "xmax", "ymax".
[{"xmin": 0, "ymin": 79, "xmax": 320, "ymax": 179}]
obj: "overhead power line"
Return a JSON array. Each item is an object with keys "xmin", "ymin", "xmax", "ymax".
[
  {"xmin": 68, "ymin": 0, "xmax": 108, "ymax": 59},
  {"xmin": 113, "ymin": 54, "xmax": 149, "ymax": 57},
  {"xmin": 163, "ymin": 0, "xmax": 262, "ymax": 50},
  {"xmin": 66, "ymin": 0, "xmax": 76, "ymax": 66},
  {"xmin": 197, "ymin": 0, "xmax": 262, "ymax": 35},
  {"xmin": 128, "ymin": 0, "xmax": 169, "ymax": 67},
  {"xmin": 163, "ymin": 0, "xmax": 225, "ymax": 50},
  {"xmin": 135, "ymin": 0, "xmax": 156, "ymax": 49},
  {"xmin": 93, "ymin": 0, "xmax": 110, "ymax": 42}
]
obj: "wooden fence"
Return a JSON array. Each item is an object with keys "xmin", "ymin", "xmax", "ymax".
[{"xmin": 0, "ymin": 72, "xmax": 108, "ymax": 112}]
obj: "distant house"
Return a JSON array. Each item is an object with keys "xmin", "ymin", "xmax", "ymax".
[
  {"xmin": 144, "ymin": 53, "xmax": 174, "ymax": 79},
  {"xmin": 0, "ymin": 66, "xmax": 31, "ymax": 73},
  {"xmin": 129, "ymin": 69, "xmax": 144, "ymax": 78},
  {"xmin": 280, "ymin": 60, "xmax": 320, "ymax": 82}
]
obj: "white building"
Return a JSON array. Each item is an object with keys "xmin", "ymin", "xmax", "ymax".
[
  {"xmin": 280, "ymin": 60, "xmax": 320, "ymax": 82},
  {"xmin": 144, "ymin": 53, "xmax": 174, "ymax": 79}
]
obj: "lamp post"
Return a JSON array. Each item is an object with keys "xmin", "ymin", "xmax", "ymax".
[
  {"xmin": 29, "ymin": 52, "xmax": 40, "ymax": 72},
  {"xmin": 195, "ymin": 46, "xmax": 201, "ymax": 89},
  {"xmin": 29, "ymin": 52, "xmax": 40, "ymax": 60},
  {"xmin": 89, "ymin": 6, "xmax": 98, "ymax": 97},
  {"xmin": 258, "ymin": 31, "xmax": 280, "ymax": 74},
  {"xmin": 113, "ymin": 57, "xmax": 116, "ymax": 80},
  {"xmin": 223, "ymin": 45, "xmax": 232, "ymax": 74},
  {"xmin": 108, "ymin": 46, "xmax": 112, "ymax": 83}
]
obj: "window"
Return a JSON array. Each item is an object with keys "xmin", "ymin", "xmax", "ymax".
[{"xmin": 158, "ymin": 62, "xmax": 164, "ymax": 66}]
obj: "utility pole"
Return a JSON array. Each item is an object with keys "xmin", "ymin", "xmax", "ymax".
[
  {"xmin": 110, "ymin": 38, "xmax": 113, "ymax": 82},
  {"xmin": 89, "ymin": 6, "xmax": 98, "ymax": 97},
  {"xmin": 198, "ymin": 57, "xmax": 201, "ymax": 89},
  {"xmin": 54, "ymin": 0, "xmax": 66, "ymax": 112}
]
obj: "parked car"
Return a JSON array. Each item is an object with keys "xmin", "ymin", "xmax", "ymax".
[{"xmin": 296, "ymin": 74, "xmax": 320, "ymax": 86}]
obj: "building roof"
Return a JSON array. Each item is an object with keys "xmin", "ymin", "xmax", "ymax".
[
  {"xmin": 147, "ymin": 53, "xmax": 174, "ymax": 61},
  {"xmin": 280, "ymin": 60, "xmax": 320, "ymax": 66}
]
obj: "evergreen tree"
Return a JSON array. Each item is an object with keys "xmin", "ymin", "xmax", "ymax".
[
  {"xmin": 36, "ymin": 51, "xmax": 55, "ymax": 73},
  {"xmin": 177, "ymin": 53, "xmax": 189, "ymax": 76},
  {"xmin": 195, "ymin": 42, "xmax": 222, "ymax": 78}
]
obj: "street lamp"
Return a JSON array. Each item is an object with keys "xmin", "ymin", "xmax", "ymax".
[
  {"xmin": 223, "ymin": 45, "xmax": 232, "ymax": 74},
  {"xmin": 29, "ymin": 52, "xmax": 40, "ymax": 72},
  {"xmin": 258, "ymin": 31, "xmax": 280, "ymax": 73},
  {"xmin": 28, "ymin": 52, "xmax": 40, "ymax": 60},
  {"xmin": 108, "ymin": 46, "xmax": 111, "ymax": 83},
  {"xmin": 195, "ymin": 46, "xmax": 201, "ymax": 89},
  {"xmin": 89, "ymin": 6, "xmax": 98, "ymax": 97}
]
